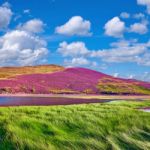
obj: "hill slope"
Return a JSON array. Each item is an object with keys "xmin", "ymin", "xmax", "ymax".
[
  {"xmin": 0, "ymin": 66, "xmax": 149, "ymax": 95},
  {"xmin": 0, "ymin": 65, "xmax": 64, "ymax": 79}
]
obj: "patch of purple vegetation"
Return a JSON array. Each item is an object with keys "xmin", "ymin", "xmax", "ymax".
[{"xmin": 0, "ymin": 67, "xmax": 149, "ymax": 94}]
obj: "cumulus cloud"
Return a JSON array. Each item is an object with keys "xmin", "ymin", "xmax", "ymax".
[
  {"xmin": 113, "ymin": 73, "xmax": 119, "ymax": 78},
  {"xmin": 2, "ymin": 2, "xmax": 11, "ymax": 8},
  {"xmin": 55, "ymin": 16, "xmax": 92, "ymax": 36},
  {"xmin": 0, "ymin": 30, "xmax": 48, "ymax": 66},
  {"xmin": 58, "ymin": 40, "xmax": 150, "ymax": 67},
  {"xmin": 64, "ymin": 57, "xmax": 98, "ymax": 68},
  {"xmin": 23, "ymin": 9, "xmax": 30, "ymax": 14},
  {"xmin": 120, "ymin": 12, "xmax": 130, "ymax": 19},
  {"xmin": 133, "ymin": 13, "xmax": 145, "ymax": 19},
  {"xmin": 93, "ymin": 40, "xmax": 150, "ymax": 66},
  {"xmin": 64, "ymin": 57, "xmax": 90, "ymax": 66},
  {"xmin": 0, "ymin": 3, "xmax": 13, "ymax": 30},
  {"xmin": 104, "ymin": 17, "xmax": 125, "ymax": 37},
  {"xmin": 57, "ymin": 41, "xmax": 89, "ymax": 57},
  {"xmin": 140, "ymin": 72, "xmax": 150, "ymax": 81},
  {"xmin": 129, "ymin": 22, "xmax": 148, "ymax": 34},
  {"xmin": 0, "ymin": 3, "xmax": 49, "ymax": 66},
  {"xmin": 90, "ymin": 40, "xmax": 149, "ymax": 64},
  {"xmin": 58, "ymin": 41, "xmax": 99, "ymax": 67},
  {"xmin": 18, "ymin": 19, "xmax": 45, "ymax": 33},
  {"xmin": 137, "ymin": 52, "xmax": 150, "ymax": 66},
  {"xmin": 127, "ymin": 72, "xmax": 150, "ymax": 82},
  {"xmin": 110, "ymin": 39, "xmax": 138, "ymax": 47},
  {"xmin": 137, "ymin": 0, "xmax": 150, "ymax": 14},
  {"xmin": 91, "ymin": 46, "xmax": 145, "ymax": 63}
]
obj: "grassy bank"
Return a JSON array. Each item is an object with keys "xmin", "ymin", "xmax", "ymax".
[{"xmin": 0, "ymin": 101, "xmax": 150, "ymax": 150}]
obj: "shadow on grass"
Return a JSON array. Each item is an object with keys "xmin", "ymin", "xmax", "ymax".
[{"xmin": 0, "ymin": 122, "xmax": 16, "ymax": 150}]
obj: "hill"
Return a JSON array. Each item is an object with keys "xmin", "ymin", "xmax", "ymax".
[
  {"xmin": 0, "ymin": 65, "xmax": 64, "ymax": 79},
  {"xmin": 0, "ymin": 66, "xmax": 149, "ymax": 95}
]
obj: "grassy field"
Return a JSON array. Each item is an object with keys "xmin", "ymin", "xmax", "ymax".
[{"xmin": 0, "ymin": 101, "xmax": 150, "ymax": 150}]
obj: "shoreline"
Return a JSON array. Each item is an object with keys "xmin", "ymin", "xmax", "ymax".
[{"xmin": 0, "ymin": 94, "xmax": 150, "ymax": 100}]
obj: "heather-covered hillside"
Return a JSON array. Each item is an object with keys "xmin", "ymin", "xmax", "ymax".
[
  {"xmin": 0, "ymin": 65, "xmax": 64, "ymax": 79},
  {"xmin": 0, "ymin": 66, "xmax": 150, "ymax": 95}
]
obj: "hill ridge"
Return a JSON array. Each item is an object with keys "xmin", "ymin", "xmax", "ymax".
[{"xmin": 0, "ymin": 65, "xmax": 149, "ymax": 95}]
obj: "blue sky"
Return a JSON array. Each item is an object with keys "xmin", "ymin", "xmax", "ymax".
[{"xmin": 0, "ymin": 0, "xmax": 150, "ymax": 81}]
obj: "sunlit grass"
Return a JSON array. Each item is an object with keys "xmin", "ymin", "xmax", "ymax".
[{"xmin": 0, "ymin": 101, "xmax": 150, "ymax": 150}]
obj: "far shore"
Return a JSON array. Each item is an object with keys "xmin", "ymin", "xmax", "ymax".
[{"xmin": 0, "ymin": 94, "xmax": 150, "ymax": 100}]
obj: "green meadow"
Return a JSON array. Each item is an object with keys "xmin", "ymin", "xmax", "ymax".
[{"xmin": 0, "ymin": 101, "xmax": 150, "ymax": 150}]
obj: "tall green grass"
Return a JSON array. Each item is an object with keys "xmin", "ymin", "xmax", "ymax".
[{"xmin": 0, "ymin": 101, "xmax": 150, "ymax": 150}]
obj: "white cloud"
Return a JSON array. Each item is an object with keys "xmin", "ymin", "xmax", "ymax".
[
  {"xmin": 2, "ymin": 2, "xmax": 11, "ymax": 8},
  {"xmin": 58, "ymin": 41, "xmax": 99, "ymax": 67},
  {"xmin": 58, "ymin": 41, "xmax": 89, "ymax": 57},
  {"xmin": 0, "ymin": 30, "xmax": 48, "ymax": 66},
  {"xmin": 113, "ymin": 73, "xmax": 119, "ymax": 77},
  {"xmin": 19, "ymin": 19, "xmax": 45, "ymax": 33},
  {"xmin": 128, "ymin": 74, "xmax": 135, "ymax": 79},
  {"xmin": 14, "ymin": 15, "xmax": 21, "ymax": 22},
  {"xmin": 0, "ymin": 3, "xmax": 49, "ymax": 66},
  {"xmin": 64, "ymin": 57, "xmax": 98, "ymax": 68},
  {"xmin": 91, "ymin": 61, "xmax": 98, "ymax": 67},
  {"xmin": 110, "ymin": 39, "xmax": 134, "ymax": 47},
  {"xmin": 137, "ymin": 52, "xmax": 150, "ymax": 66},
  {"xmin": 120, "ymin": 12, "xmax": 130, "ymax": 19},
  {"xmin": 64, "ymin": 57, "xmax": 90, "ymax": 66},
  {"xmin": 90, "ymin": 40, "xmax": 149, "ymax": 64},
  {"xmin": 55, "ymin": 16, "xmax": 92, "ymax": 36},
  {"xmin": 58, "ymin": 40, "xmax": 150, "ymax": 67},
  {"xmin": 23, "ymin": 9, "xmax": 30, "ymax": 14},
  {"xmin": 127, "ymin": 72, "xmax": 150, "ymax": 82},
  {"xmin": 92, "ymin": 40, "xmax": 150, "ymax": 66},
  {"xmin": 0, "ymin": 3, "xmax": 12, "ymax": 30},
  {"xmin": 99, "ymin": 64, "xmax": 108, "ymax": 70},
  {"xmin": 130, "ymin": 22, "xmax": 148, "ymax": 34},
  {"xmin": 140, "ymin": 72, "xmax": 150, "ymax": 81},
  {"xmin": 91, "ymin": 47, "xmax": 146, "ymax": 63},
  {"xmin": 137, "ymin": 0, "xmax": 150, "ymax": 14},
  {"xmin": 121, "ymin": 12, "xmax": 145, "ymax": 20},
  {"xmin": 133, "ymin": 13, "xmax": 145, "ymax": 19},
  {"xmin": 104, "ymin": 17, "xmax": 125, "ymax": 37}
]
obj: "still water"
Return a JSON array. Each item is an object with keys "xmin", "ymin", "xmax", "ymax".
[{"xmin": 0, "ymin": 96, "xmax": 110, "ymax": 106}]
